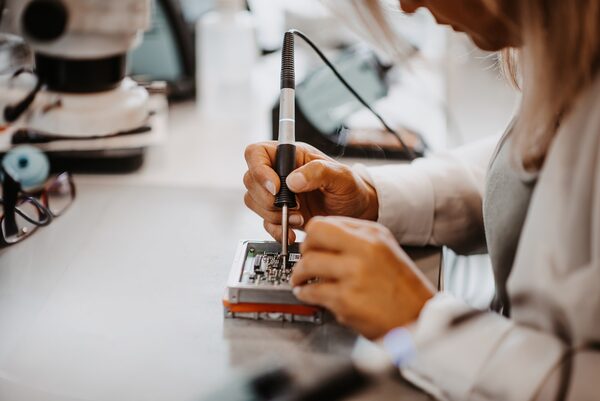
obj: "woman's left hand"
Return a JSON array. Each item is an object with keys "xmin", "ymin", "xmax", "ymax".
[{"xmin": 291, "ymin": 216, "xmax": 435, "ymax": 340}]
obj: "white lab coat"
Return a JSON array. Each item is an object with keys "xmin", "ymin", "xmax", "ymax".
[{"xmin": 358, "ymin": 77, "xmax": 600, "ymax": 400}]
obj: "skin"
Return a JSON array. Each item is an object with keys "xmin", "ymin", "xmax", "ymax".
[
  {"xmin": 243, "ymin": 0, "xmax": 522, "ymax": 339},
  {"xmin": 399, "ymin": 0, "xmax": 521, "ymax": 51},
  {"xmin": 292, "ymin": 217, "xmax": 435, "ymax": 340},
  {"xmin": 243, "ymin": 142, "xmax": 378, "ymax": 243}
]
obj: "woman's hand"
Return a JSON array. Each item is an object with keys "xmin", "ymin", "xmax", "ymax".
[
  {"xmin": 291, "ymin": 216, "xmax": 435, "ymax": 340},
  {"xmin": 243, "ymin": 141, "xmax": 378, "ymax": 243}
]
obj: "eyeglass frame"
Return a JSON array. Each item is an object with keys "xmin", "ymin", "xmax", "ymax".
[
  {"xmin": 25, "ymin": 171, "xmax": 76, "ymax": 218},
  {"xmin": 0, "ymin": 169, "xmax": 75, "ymax": 248}
]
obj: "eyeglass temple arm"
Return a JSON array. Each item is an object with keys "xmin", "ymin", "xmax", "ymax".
[{"xmin": 2, "ymin": 170, "xmax": 20, "ymax": 237}]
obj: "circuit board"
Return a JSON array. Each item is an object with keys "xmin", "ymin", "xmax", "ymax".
[
  {"xmin": 223, "ymin": 241, "xmax": 323, "ymax": 324},
  {"xmin": 241, "ymin": 247, "xmax": 301, "ymax": 286}
]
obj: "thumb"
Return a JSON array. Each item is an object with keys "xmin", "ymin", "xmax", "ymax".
[{"xmin": 286, "ymin": 159, "xmax": 349, "ymax": 193}]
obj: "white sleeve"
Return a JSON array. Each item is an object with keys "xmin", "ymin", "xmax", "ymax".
[
  {"xmin": 400, "ymin": 294, "xmax": 566, "ymax": 401},
  {"xmin": 354, "ymin": 135, "xmax": 499, "ymax": 254}
]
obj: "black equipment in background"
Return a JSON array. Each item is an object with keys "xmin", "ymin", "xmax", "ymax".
[
  {"xmin": 130, "ymin": 0, "xmax": 199, "ymax": 100},
  {"xmin": 272, "ymin": 46, "xmax": 426, "ymax": 160}
]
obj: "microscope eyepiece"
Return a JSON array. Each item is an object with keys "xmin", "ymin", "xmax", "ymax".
[{"xmin": 23, "ymin": 0, "xmax": 68, "ymax": 42}]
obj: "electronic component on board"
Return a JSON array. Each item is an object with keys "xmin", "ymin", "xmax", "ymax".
[{"xmin": 223, "ymin": 240, "xmax": 323, "ymax": 324}]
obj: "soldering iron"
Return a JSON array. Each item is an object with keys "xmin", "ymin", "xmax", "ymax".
[
  {"xmin": 274, "ymin": 30, "xmax": 419, "ymax": 265},
  {"xmin": 274, "ymin": 31, "xmax": 297, "ymax": 268}
]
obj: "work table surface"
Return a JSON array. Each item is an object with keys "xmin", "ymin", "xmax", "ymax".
[
  {"xmin": 0, "ymin": 182, "xmax": 436, "ymax": 401},
  {"xmin": 0, "ymin": 51, "xmax": 445, "ymax": 400}
]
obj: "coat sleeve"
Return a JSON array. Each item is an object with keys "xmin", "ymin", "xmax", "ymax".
[
  {"xmin": 397, "ymin": 294, "xmax": 567, "ymax": 401},
  {"xmin": 354, "ymin": 135, "xmax": 499, "ymax": 254}
]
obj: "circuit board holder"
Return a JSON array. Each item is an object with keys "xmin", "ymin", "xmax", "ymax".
[{"xmin": 223, "ymin": 240, "xmax": 323, "ymax": 324}]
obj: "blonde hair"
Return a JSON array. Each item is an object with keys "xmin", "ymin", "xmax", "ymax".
[
  {"xmin": 513, "ymin": 1, "xmax": 600, "ymax": 169},
  {"xmin": 364, "ymin": 0, "xmax": 600, "ymax": 170}
]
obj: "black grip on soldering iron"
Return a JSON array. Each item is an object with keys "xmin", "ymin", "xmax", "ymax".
[
  {"xmin": 280, "ymin": 31, "xmax": 295, "ymax": 90},
  {"xmin": 274, "ymin": 143, "xmax": 297, "ymax": 209}
]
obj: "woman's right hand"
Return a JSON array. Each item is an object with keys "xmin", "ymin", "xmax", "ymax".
[{"xmin": 243, "ymin": 141, "xmax": 379, "ymax": 243}]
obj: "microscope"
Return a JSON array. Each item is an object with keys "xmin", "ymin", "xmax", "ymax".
[{"xmin": 0, "ymin": 0, "xmax": 163, "ymax": 171}]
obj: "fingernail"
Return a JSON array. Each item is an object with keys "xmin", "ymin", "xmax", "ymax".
[
  {"xmin": 265, "ymin": 181, "xmax": 276, "ymax": 196},
  {"xmin": 287, "ymin": 173, "xmax": 307, "ymax": 191},
  {"xmin": 293, "ymin": 287, "xmax": 302, "ymax": 297},
  {"xmin": 289, "ymin": 214, "xmax": 304, "ymax": 226}
]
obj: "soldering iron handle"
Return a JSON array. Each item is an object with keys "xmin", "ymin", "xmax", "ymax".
[{"xmin": 274, "ymin": 143, "xmax": 297, "ymax": 208}]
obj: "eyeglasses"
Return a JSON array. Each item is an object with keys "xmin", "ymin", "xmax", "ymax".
[
  {"xmin": 0, "ymin": 172, "xmax": 75, "ymax": 247},
  {"xmin": 27, "ymin": 172, "xmax": 76, "ymax": 218}
]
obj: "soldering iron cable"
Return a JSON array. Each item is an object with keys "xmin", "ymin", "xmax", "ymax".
[{"xmin": 288, "ymin": 29, "xmax": 417, "ymax": 161}]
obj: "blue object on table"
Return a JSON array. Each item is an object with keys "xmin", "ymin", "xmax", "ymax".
[{"xmin": 2, "ymin": 145, "xmax": 50, "ymax": 190}]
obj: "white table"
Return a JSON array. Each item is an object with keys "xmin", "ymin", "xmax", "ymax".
[
  {"xmin": 0, "ymin": 50, "xmax": 446, "ymax": 401},
  {"xmin": 0, "ymin": 181, "xmax": 438, "ymax": 401}
]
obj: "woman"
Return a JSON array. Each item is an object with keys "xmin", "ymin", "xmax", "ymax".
[{"xmin": 243, "ymin": 1, "xmax": 600, "ymax": 399}]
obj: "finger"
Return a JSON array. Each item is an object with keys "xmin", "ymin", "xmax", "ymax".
[
  {"xmin": 290, "ymin": 251, "xmax": 350, "ymax": 286},
  {"xmin": 243, "ymin": 171, "xmax": 278, "ymax": 211},
  {"xmin": 245, "ymin": 193, "xmax": 305, "ymax": 227},
  {"xmin": 244, "ymin": 172, "xmax": 304, "ymax": 218},
  {"xmin": 292, "ymin": 282, "xmax": 340, "ymax": 310},
  {"xmin": 320, "ymin": 215, "xmax": 376, "ymax": 229},
  {"xmin": 301, "ymin": 217, "xmax": 362, "ymax": 253},
  {"xmin": 244, "ymin": 142, "xmax": 280, "ymax": 196},
  {"xmin": 263, "ymin": 221, "xmax": 296, "ymax": 244},
  {"xmin": 319, "ymin": 216, "xmax": 397, "ymax": 249},
  {"xmin": 286, "ymin": 159, "xmax": 353, "ymax": 194}
]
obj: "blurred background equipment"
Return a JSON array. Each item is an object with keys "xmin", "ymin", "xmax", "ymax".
[
  {"xmin": 199, "ymin": 362, "xmax": 374, "ymax": 401},
  {"xmin": 130, "ymin": 0, "xmax": 196, "ymax": 100},
  {"xmin": 196, "ymin": 0, "xmax": 259, "ymax": 117},
  {"xmin": 0, "ymin": 0, "xmax": 168, "ymax": 172},
  {"xmin": 197, "ymin": 357, "xmax": 435, "ymax": 401},
  {"xmin": 0, "ymin": 33, "xmax": 33, "ymax": 75},
  {"xmin": 274, "ymin": 44, "xmax": 426, "ymax": 160},
  {"xmin": 0, "ymin": 0, "xmax": 151, "ymax": 136}
]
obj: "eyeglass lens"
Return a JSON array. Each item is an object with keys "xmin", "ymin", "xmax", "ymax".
[
  {"xmin": 45, "ymin": 173, "xmax": 74, "ymax": 217},
  {"xmin": 1, "ymin": 199, "xmax": 41, "ymax": 244}
]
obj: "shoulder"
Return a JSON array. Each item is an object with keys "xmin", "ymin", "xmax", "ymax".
[
  {"xmin": 567, "ymin": 75, "xmax": 600, "ymax": 138},
  {"xmin": 552, "ymin": 76, "xmax": 600, "ymax": 161}
]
